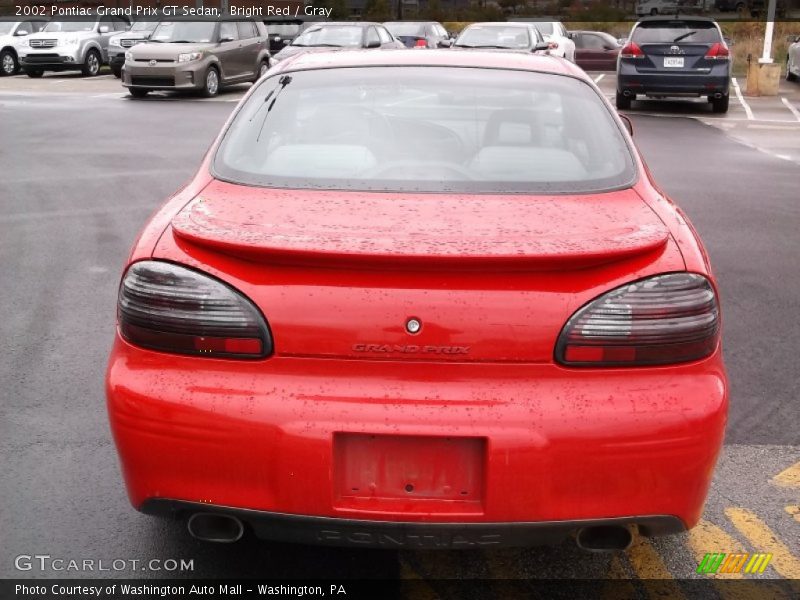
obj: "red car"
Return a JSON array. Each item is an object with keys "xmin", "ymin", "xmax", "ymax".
[{"xmin": 107, "ymin": 50, "xmax": 727, "ymax": 550}]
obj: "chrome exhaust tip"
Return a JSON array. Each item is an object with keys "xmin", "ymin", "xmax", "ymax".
[
  {"xmin": 576, "ymin": 525, "xmax": 633, "ymax": 552},
  {"xmin": 187, "ymin": 513, "xmax": 244, "ymax": 543}
]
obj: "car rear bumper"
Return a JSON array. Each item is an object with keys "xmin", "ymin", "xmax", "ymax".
[
  {"xmin": 121, "ymin": 61, "xmax": 206, "ymax": 91},
  {"xmin": 618, "ymin": 68, "xmax": 730, "ymax": 97},
  {"xmin": 107, "ymin": 336, "xmax": 728, "ymax": 541},
  {"xmin": 143, "ymin": 499, "xmax": 685, "ymax": 548}
]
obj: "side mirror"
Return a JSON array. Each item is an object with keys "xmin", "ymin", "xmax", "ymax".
[
  {"xmin": 534, "ymin": 42, "xmax": 550, "ymax": 52},
  {"xmin": 620, "ymin": 114, "xmax": 633, "ymax": 136},
  {"xmin": 219, "ymin": 36, "xmax": 235, "ymax": 43},
  {"xmin": 437, "ymin": 39, "xmax": 453, "ymax": 48},
  {"xmin": 99, "ymin": 26, "xmax": 110, "ymax": 33},
  {"xmin": 366, "ymin": 39, "xmax": 380, "ymax": 48}
]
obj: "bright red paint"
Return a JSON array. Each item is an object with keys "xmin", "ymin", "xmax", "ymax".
[{"xmin": 107, "ymin": 50, "xmax": 727, "ymax": 542}]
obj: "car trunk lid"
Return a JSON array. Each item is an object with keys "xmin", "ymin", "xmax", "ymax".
[{"xmin": 166, "ymin": 181, "xmax": 677, "ymax": 363}]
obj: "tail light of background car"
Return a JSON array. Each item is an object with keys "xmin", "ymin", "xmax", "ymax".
[
  {"xmin": 117, "ymin": 261, "xmax": 271, "ymax": 359},
  {"xmin": 556, "ymin": 273, "xmax": 720, "ymax": 367},
  {"xmin": 620, "ymin": 42, "xmax": 645, "ymax": 59},
  {"xmin": 415, "ymin": 39, "xmax": 427, "ymax": 48},
  {"xmin": 705, "ymin": 43, "xmax": 730, "ymax": 60}
]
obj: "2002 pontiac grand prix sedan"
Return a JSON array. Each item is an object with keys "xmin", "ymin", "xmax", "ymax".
[{"xmin": 106, "ymin": 50, "xmax": 728, "ymax": 551}]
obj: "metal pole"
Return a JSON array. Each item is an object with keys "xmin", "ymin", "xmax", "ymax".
[{"xmin": 759, "ymin": 0, "xmax": 777, "ymax": 63}]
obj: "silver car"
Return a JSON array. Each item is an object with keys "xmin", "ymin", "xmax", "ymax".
[
  {"xmin": 788, "ymin": 35, "xmax": 800, "ymax": 82},
  {"xmin": 19, "ymin": 15, "xmax": 129, "ymax": 77},
  {"xmin": 0, "ymin": 17, "xmax": 47, "ymax": 76}
]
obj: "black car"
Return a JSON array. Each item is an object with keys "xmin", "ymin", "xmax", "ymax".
[
  {"xmin": 271, "ymin": 22, "xmax": 403, "ymax": 64},
  {"xmin": 453, "ymin": 22, "xmax": 549, "ymax": 54},
  {"xmin": 616, "ymin": 17, "xmax": 731, "ymax": 113},
  {"xmin": 383, "ymin": 21, "xmax": 451, "ymax": 49}
]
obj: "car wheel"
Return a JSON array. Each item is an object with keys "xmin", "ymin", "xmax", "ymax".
[
  {"xmin": 111, "ymin": 66, "xmax": 122, "ymax": 79},
  {"xmin": 253, "ymin": 60, "xmax": 269, "ymax": 83},
  {"xmin": 25, "ymin": 68, "xmax": 44, "ymax": 78},
  {"xmin": 129, "ymin": 88, "xmax": 149, "ymax": 98},
  {"xmin": 711, "ymin": 94, "xmax": 729, "ymax": 113},
  {"xmin": 788, "ymin": 57, "xmax": 798, "ymax": 82},
  {"xmin": 1, "ymin": 49, "xmax": 18, "ymax": 76},
  {"xmin": 81, "ymin": 49, "xmax": 101, "ymax": 77},
  {"xmin": 616, "ymin": 90, "xmax": 631, "ymax": 110},
  {"xmin": 201, "ymin": 66, "xmax": 219, "ymax": 98}
]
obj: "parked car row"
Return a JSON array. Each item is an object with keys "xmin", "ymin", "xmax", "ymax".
[{"xmin": 7, "ymin": 14, "xmax": 796, "ymax": 112}]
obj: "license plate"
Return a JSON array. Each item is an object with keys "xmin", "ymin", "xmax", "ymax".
[
  {"xmin": 333, "ymin": 433, "xmax": 485, "ymax": 507},
  {"xmin": 664, "ymin": 57, "xmax": 684, "ymax": 68}
]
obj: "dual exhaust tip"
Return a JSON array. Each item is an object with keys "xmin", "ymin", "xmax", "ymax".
[
  {"xmin": 187, "ymin": 512, "xmax": 634, "ymax": 552},
  {"xmin": 187, "ymin": 513, "xmax": 244, "ymax": 543}
]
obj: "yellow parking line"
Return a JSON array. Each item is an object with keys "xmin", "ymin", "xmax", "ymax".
[
  {"xmin": 688, "ymin": 520, "xmax": 746, "ymax": 579},
  {"xmin": 600, "ymin": 556, "xmax": 638, "ymax": 600},
  {"xmin": 772, "ymin": 461, "xmax": 800, "ymax": 488},
  {"xmin": 725, "ymin": 507, "xmax": 800, "ymax": 579},
  {"xmin": 398, "ymin": 557, "xmax": 440, "ymax": 599},
  {"xmin": 625, "ymin": 536, "xmax": 685, "ymax": 598},
  {"xmin": 785, "ymin": 506, "xmax": 800, "ymax": 524}
]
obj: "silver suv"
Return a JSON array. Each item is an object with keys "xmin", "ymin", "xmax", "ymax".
[
  {"xmin": 19, "ymin": 15, "xmax": 130, "ymax": 77},
  {"xmin": 108, "ymin": 18, "xmax": 162, "ymax": 78}
]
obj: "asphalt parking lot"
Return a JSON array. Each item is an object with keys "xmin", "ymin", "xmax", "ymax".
[{"xmin": 1, "ymin": 68, "xmax": 798, "ymax": 593}]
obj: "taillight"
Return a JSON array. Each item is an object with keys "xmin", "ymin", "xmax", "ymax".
[
  {"xmin": 620, "ymin": 42, "xmax": 644, "ymax": 59},
  {"xmin": 414, "ymin": 39, "xmax": 427, "ymax": 48},
  {"xmin": 556, "ymin": 273, "xmax": 720, "ymax": 367},
  {"xmin": 118, "ymin": 261, "xmax": 271, "ymax": 359},
  {"xmin": 705, "ymin": 43, "xmax": 730, "ymax": 60}
]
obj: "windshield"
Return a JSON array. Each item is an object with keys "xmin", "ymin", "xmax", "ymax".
[
  {"xmin": 151, "ymin": 21, "xmax": 216, "ymax": 43},
  {"xmin": 292, "ymin": 25, "xmax": 362, "ymax": 47},
  {"xmin": 0, "ymin": 22, "xmax": 15, "ymax": 35},
  {"xmin": 215, "ymin": 67, "xmax": 636, "ymax": 194},
  {"xmin": 632, "ymin": 21, "xmax": 721, "ymax": 44},
  {"xmin": 385, "ymin": 22, "xmax": 426, "ymax": 37},
  {"xmin": 44, "ymin": 21, "xmax": 96, "ymax": 33},
  {"xmin": 456, "ymin": 25, "xmax": 530, "ymax": 48},
  {"xmin": 130, "ymin": 20, "xmax": 159, "ymax": 33}
]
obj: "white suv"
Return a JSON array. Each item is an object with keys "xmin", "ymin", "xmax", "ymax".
[
  {"xmin": 529, "ymin": 21, "xmax": 576, "ymax": 62},
  {"xmin": 0, "ymin": 18, "xmax": 47, "ymax": 76}
]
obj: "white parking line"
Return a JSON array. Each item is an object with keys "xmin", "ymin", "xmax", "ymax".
[
  {"xmin": 780, "ymin": 97, "xmax": 800, "ymax": 122},
  {"xmin": 594, "ymin": 74, "xmax": 605, "ymax": 83},
  {"xmin": 732, "ymin": 78, "xmax": 754, "ymax": 120}
]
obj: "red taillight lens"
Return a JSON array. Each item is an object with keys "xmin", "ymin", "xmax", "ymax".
[
  {"xmin": 620, "ymin": 42, "xmax": 644, "ymax": 59},
  {"xmin": 556, "ymin": 273, "xmax": 720, "ymax": 367},
  {"xmin": 118, "ymin": 261, "xmax": 271, "ymax": 359},
  {"xmin": 705, "ymin": 43, "xmax": 730, "ymax": 60},
  {"xmin": 414, "ymin": 39, "xmax": 427, "ymax": 48}
]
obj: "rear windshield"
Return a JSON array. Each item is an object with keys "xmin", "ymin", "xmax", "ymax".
[
  {"xmin": 292, "ymin": 25, "xmax": 362, "ymax": 47},
  {"xmin": 385, "ymin": 22, "xmax": 427, "ymax": 37},
  {"xmin": 456, "ymin": 25, "xmax": 530, "ymax": 49},
  {"xmin": 532, "ymin": 22, "xmax": 554, "ymax": 36},
  {"xmin": 632, "ymin": 21, "xmax": 721, "ymax": 44},
  {"xmin": 214, "ymin": 67, "xmax": 636, "ymax": 194}
]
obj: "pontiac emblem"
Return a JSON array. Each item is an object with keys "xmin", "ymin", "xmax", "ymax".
[{"xmin": 148, "ymin": 59, "xmax": 157, "ymax": 66}]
